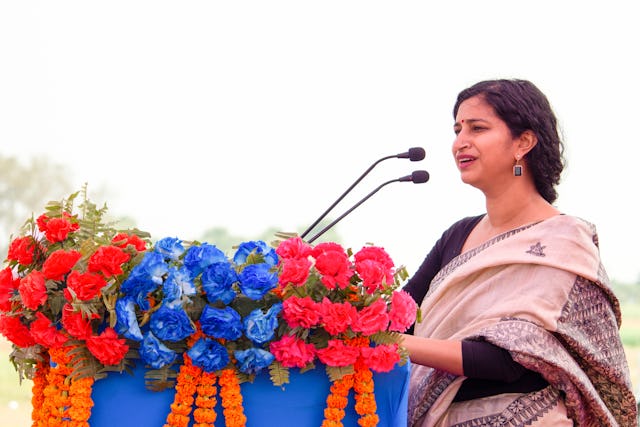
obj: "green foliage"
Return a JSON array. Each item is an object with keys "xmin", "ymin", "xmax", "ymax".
[
  {"xmin": 268, "ymin": 360, "xmax": 289, "ymax": 387},
  {"xmin": 325, "ymin": 364, "xmax": 354, "ymax": 382}
]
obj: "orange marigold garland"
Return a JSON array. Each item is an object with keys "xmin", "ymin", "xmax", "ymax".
[
  {"xmin": 353, "ymin": 359, "xmax": 378, "ymax": 427},
  {"xmin": 219, "ymin": 368, "xmax": 247, "ymax": 427},
  {"xmin": 193, "ymin": 365, "xmax": 218, "ymax": 426},
  {"xmin": 164, "ymin": 356, "xmax": 200, "ymax": 427},
  {"xmin": 321, "ymin": 372, "xmax": 355, "ymax": 427},
  {"xmin": 31, "ymin": 359, "xmax": 49, "ymax": 427}
]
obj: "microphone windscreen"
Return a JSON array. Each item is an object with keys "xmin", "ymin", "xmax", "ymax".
[
  {"xmin": 408, "ymin": 147, "xmax": 426, "ymax": 161},
  {"xmin": 411, "ymin": 170, "xmax": 430, "ymax": 183}
]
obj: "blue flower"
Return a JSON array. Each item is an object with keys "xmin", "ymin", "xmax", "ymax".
[
  {"xmin": 238, "ymin": 263, "xmax": 278, "ymax": 300},
  {"xmin": 243, "ymin": 303, "xmax": 282, "ymax": 345},
  {"xmin": 162, "ymin": 267, "xmax": 195, "ymax": 307},
  {"xmin": 150, "ymin": 305, "xmax": 195, "ymax": 342},
  {"xmin": 234, "ymin": 348, "xmax": 274, "ymax": 375},
  {"xmin": 233, "ymin": 240, "xmax": 278, "ymax": 267},
  {"xmin": 154, "ymin": 237, "xmax": 185, "ymax": 261},
  {"xmin": 115, "ymin": 297, "xmax": 143, "ymax": 341},
  {"xmin": 199, "ymin": 305, "xmax": 243, "ymax": 340},
  {"xmin": 187, "ymin": 338, "xmax": 229, "ymax": 372},
  {"xmin": 183, "ymin": 243, "xmax": 227, "ymax": 277},
  {"xmin": 140, "ymin": 332, "xmax": 177, "ymax": 369},
  {"xmin": 201, "ymin": 262, "xmax": 238, "ymax": 304},
  {"xmin": 121, "ymin": 251, "xmax": 168, "ymax": 309}
]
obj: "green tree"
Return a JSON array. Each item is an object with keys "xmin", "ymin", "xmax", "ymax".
[{"xmin": 0, "ymin": 155, "xmax": 72, "ymax": 258}]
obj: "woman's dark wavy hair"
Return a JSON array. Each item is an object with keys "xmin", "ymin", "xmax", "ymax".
[{"xmin": 453, "ymin": 79, "xmax": 565, "ymax": 204}]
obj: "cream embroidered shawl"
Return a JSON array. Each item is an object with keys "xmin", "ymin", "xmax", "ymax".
[{"xmin": 408, "ymin": 215, "xmax": 637, "ymax": 426}]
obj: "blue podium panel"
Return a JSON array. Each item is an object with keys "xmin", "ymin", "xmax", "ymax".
[{"xmin": 89, "ymin": 362, "xmax": 410, "ymax": 427}]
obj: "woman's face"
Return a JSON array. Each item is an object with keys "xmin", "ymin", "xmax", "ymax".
[{"xmin": 452, "ymin": 95, "xmax": 517, "ymax": 193}]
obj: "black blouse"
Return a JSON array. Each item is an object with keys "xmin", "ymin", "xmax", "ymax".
[{"xmin": 404, "ymin": 215, "xmax": 548, "ymax": 402}]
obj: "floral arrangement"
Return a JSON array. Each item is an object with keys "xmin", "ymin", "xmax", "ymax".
[{"xmin": 0, "ymin": 189, "xmax": 417, "ymax": 427}]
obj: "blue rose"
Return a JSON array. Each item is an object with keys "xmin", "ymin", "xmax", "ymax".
[
  {"xmin": 244, "ymin": 303, "xmax": 282, "ymax": 345},
  {"xmin": 140, "ymin": 332, "xmax": 177, "ymax": 369},
  {"xmin": 187, "ymin": 338, "xmax": 229, "ymax": 372},
  {"xmin": 238, "ymin": 263, "xmax": 278, "ymax": 300},
  {"xmin": 154, "ymin": 237, "xmax": 185, "ymax": 261},
  {"xmin": 183, "ymin": 243, "xmax": 227, "ymax": 277},
  {"xmin": 233, "ymin": 241, "xmax": 278, "ymax": 267},
  {"xmin": 234, "ymin": 348, "xmax": 274, "ymax": 375},
  {"xmin": 199, "ymin": 305, "xmax": 243, "ymax": 340},
  {"xmin": 150, "ymin": 305, "xmax": 195, "ymax": 342},
  {"xmin": 201, "ymin": 262, "xmax": 238, "ymax": 304},
  {"xmin": 115, "ymin": 297, "xmax": 143, "ymax": 341}
]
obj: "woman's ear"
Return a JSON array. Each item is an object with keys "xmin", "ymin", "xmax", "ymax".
[{"xmin": 517, "ymin": 130, "xmax": 538, "ymax": 156}]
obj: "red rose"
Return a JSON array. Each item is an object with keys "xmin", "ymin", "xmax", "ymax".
[
  {"xmin": 18, "ymin": 271, "xmax": 48, "ymax": 310},
  {"xmin": 64, "ymin": 270, "xmax": 106, "ymax": 301},
  {"xmin": 316, "ymin": 339, "xmax": 360, "ymax": 367},
  {"xmin": 351, "ymin": 299, "xmax": 389, "ymax": 336},
  {"xmin": 0, "ymin": 267, "xmax": 20, "ymax": 312},
  {"xmin": 30, "ymin": 312, "xmax": 68, "ymax": 349},
  {"xmin": 86, "ymin": 327, "xmax": 128, "ymax": 365},
  {"xmin": 88, "ymin": 246, "xmax": 130, "ymax": 277},
  {"xmin": 319, "ymin": 298, "xmax": 358, "ymax": 335},
  {"xmin": 7, "ymin": 236, "xmax": 37, "ymax": 265},
  {"xmin": 282, "ymin": 296, "xmax": 321, "ymax": 329},
  {"xmin": 269, "ymin": 334, "xmax": 316, "ymax": 368},
  {"xmin": 61, "ymin": 304, "xmax": 95, "ymax": 339},
  {"xmin": 42, "ymin": 250, "xmax": 82, "ymax": 280},
  {"xmin": 112, "ymin": 233, "xmax": 147, "ymax": 251},
  {"xmin": 276, "ymin": 237, "xmax": 312, "ymax": 260},
  {"xmin": 360, "ymin": 344, "xmax": 400, "ymax": 372},
  {"xmin": 0, "ymin": 314, "xmax": 36, "ymax": 348},
  {"xmin": 278, "ymin": 257, "xmax": 311, "ymax": 287}
]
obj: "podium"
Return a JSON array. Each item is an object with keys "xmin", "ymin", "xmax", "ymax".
[{"xmin": 89, "ymin": 361, "xmax": 410, "ymax": 426}]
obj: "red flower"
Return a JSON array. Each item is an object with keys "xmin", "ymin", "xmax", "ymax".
[
  {"xmin": 7, "ymin": 236, "xmax": 37, "ymax": 265},
  {"xmin": 42, "ymin": 249, "xmax": 82, "ymax": 280},
  {"xmin": 30, "ymin": 312, "xmax": 68, "ymax": 349},
  {"xmin": 37, "ymin": 213, "xmax": 79, "ymax": 243},
  {"xmin": 354, "ymin": 246, "xmax": 394, "ymax": 294},
  {"xmin": 316, "ymin": 339, "xmax": 360, "ymax": 367},
  {"xmin": 269, "ymin": 334, "xmax": 316, "ymax": 368},
  {"xmin": 0, "ymin": 267, "xmax": 19, "ymax": 312},
  {"xmin": 282, "ymin": 296, "xmax": 321, "ymax": 329},
  {"xmin": 388, "ymin": 290, "xmax": 417, "ymax": 332},
  {"xmin": 86, "ymin": 327, "xmax": 129, "ymax": 365},
  {"xmin": 64, "ymin": 270, "xmax": 106, "ymax": 301},
  {"xmin": 351, "ymin": 299, "xmax": 389, "ymax": 336},
  {"xmin": 319, "ymin": 298, "xmax": 358, "ymax": 335},
  {"xmin": 276, "ymin": 237, "xmax": 313, "ymax": 260},
  {"xmin": 0, "ymin": 314, "xmax": 36, "ymax": 348},
  {"xmin": 360, "ymin": 344, "xmax": 400, "ymax": 372},
  {"xmin": 61, "ymin": 304, "xmax": 95, "ymax": 339},
  {"xmin": 18, "ymin": 271, "xmax": 48, "ymax": 310},
  {"xmin": 88, "ymin": 246, "xmax": 130, "ymax": 277},
  {"xmin": 112, "ymin": 233, "xmax": 147, "ymax": 251},
  {"xmin": 313, "ymin": 244, "xmax": 353, "ymax": 290},
  {"xmin": 278, "ymin": 257, "xmax": 311, "ymax": 287},
  {"xmin": 354, "ymin": 246, "xmax": 394, "ymax": 270}
]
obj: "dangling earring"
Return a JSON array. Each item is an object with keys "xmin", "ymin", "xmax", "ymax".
[{"xmin": 513, "ymin": 156, "xmax": 523, "ymax": 176}]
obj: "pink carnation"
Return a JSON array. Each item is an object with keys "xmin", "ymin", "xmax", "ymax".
[
  {"xmin": 354, "ymin": 246, "xmax": 394, "ymax": 269},
  {"xmin": 360, "ymin": 344, "xmax": 400, "ymax": 372},
  {"xmin": 388, "ymin": 290, "xmax": 418, "ymax": 332},
  {"xmin": 354, "ymin": 246, "xmax": 394, "ymax": 293},
  {"xmin": 282, "ymin": 296, "xmax": 321, "ymax": 329},
  {"xmin": 351, "ymin": 298, "xmax": 389, "ymax": 336},
  {"xmin": 18, "ymin": 271, "xmax": 48, "ymax": 310},
  {"xmin": 316, "ymin": 339, "xmax": 360, "ymax": 367},
  {"xmin": 278, "ymin": 257, "xmax": 311, "ymax": 287},
  {"xmin": 312, "ymin": 243, "xmax": 353, "ymax": 290},
  {"xmin": 269, "ymin": 334, "xmax": 316, "ymax": 368},
  {"xmin": 276, "ymin": 237, "xmax": 313, "ymax": 260},
  {"xmin": 319, "ymin": 298, "xmax": 358, "ymax": 335}
]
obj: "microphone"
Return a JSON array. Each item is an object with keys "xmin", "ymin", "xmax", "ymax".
[
  {"xmin": 299, "ymin": 147, "xmax": 426, "ymax": 239},
  {"xmin": 306, "ymin": 170, "xmax": 430, "ymax": 243}
]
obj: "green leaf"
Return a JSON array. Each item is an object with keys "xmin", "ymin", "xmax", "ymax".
[
  {"xmin": 326, "ymin": 365, "xmax": 354, "ymax": 382},
  {"xmin": 268, "ymin": 361, "xmax": 290, "ymax": 387}
]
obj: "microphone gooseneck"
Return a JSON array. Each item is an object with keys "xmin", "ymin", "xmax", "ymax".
[
  {"xmin": 306, "ymin": 170, "xmax": 429, "ymax": 243},
  {"xmin": 299, "ymin": 147, "xmax": 426, "ymax": 239}
]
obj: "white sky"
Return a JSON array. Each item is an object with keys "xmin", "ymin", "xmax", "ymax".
[{"xmin": 1, "ymin": 1, "xmax": 639, "ymax": 282}]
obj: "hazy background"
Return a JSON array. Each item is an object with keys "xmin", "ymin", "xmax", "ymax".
[{"xmin": 2, "ymin": 1, "xmax": 639, "ymax": 284}]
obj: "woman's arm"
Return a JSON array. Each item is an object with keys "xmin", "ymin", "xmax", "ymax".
[{"xmin": 400, "ymin": 334, "xmax": 463, "ymax": 376}]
